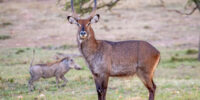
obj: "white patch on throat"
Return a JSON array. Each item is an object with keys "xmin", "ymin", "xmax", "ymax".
[
  {"xmin": 77, "ymin": 34, "xmax": 90, "ymax": 44},
  {"xmin": 78, "ymin": 36, "xmax": 83, "ymax": 44}
]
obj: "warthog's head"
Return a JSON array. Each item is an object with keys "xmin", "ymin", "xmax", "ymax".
[{"xmin": 62, "ymin": 57, "xmax": 82, "ymax": 70}]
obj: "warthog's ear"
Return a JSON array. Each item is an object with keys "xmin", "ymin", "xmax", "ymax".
[
  {"xmin": 90, "ymin": 14, "xmax": 100, "ymax": 24},
  {"xmin": 67, "ymin": 16, "xmax": 78, "ymax": 24},
  {"xmin": 62, "ymin": 59, "xmax": 68, "ymax": 65}
]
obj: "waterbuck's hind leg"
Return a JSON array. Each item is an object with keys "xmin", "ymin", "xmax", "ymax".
[
  {"xmin": 94, "ymin": 75, "xmax": 109, "ymax": 100},
  {"xmin": 145, "ymin": 79, "xmax": 156, "ymax": 100},
  {"xmin": 136, "ymin": 50, "xmax": 160, "ymax": 100},
  {"xmin": 136, "ymin": 56, "xmax": 160, "ymax": 100},
  {"xmin": 147, "ymin": 79, "xmax": 156, "ymax": 100},
  {"xmin": 137, "ymin": 69, "xmax": 156, "ymax": 100}
]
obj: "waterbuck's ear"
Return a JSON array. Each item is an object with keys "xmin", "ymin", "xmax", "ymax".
[
  {"xmin": 67, "ymin": 16, "xmax": 78, "ymax": 24},
  {"xmin": 90, "ymin": 14, "xmax": 100, "ymax": 24}
]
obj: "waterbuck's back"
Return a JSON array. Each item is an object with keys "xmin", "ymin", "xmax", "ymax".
[{"xmin": 106, "ymin": 40, "xmax": 160, "ymax": 77}]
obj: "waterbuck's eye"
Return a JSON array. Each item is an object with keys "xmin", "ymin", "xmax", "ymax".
[
  {"xmin": 86, "ymin": 22, "xmax": 91, "ymax": 26},
  {"xmin": 77, "ymin": 23, "xmax": 81, "ymax": 27}
]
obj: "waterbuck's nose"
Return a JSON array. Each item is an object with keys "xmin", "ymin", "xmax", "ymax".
[
  {"xmin": 80, "ymin": 31, "xmax": 87, "ymax": 39},
  {"xmin": 80, "ymin": 31, "xmax": 86, "ymax": 36}
]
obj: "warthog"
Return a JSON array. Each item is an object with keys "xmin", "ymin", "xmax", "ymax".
[{"xmin": 28, "ymin": 51, "xmax": 82, "ymax": 91}]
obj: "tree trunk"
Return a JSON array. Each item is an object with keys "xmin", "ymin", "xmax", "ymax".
[
  {"xmin": 198, "ymin": 34, "xmax": 200, "ymax": 61},
  {"xmin": 194, "ymin": 0, "xmax": 200, "ymax": 61}
]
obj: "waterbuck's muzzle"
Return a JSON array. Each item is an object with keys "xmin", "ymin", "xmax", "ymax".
[
  {"xmin": 79, "ymin": 26, "xmax": 88, "ymax": 39},
  {"xmin": 80, "ymin": 31, "xmax": 87, "ymax": 39}
]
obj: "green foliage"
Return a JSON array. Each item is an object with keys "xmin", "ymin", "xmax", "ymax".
[
  {"xmin": 0, "ymin": 35, "xmax": 11, "ymax": 40},
  {"xmin": 186, "ymin": 0, "xmax": 196, "ymax": 6},
  {"xmin": 160, "ymin": 49, "xmax": 200, "ymax": 68},
  {"xmin": 41, "ymin": 44, "xmax": 76, "ymax": 50},
  {"xmin": 15, "ymin": 49, "xmax": 25, "ymax": 54},
  {"xmin": 0, "ymin": 22, "xmax": 12, "ymax": 27},
  {"xmin": 170, "ymin": 56, "xmax": 197, "ymax": 62},
  {"xmin": 64, "ymin": 0, "xmax": 121, "ymax": 15},
  {"xmin": 8, "ymin": 78, "xmax": 14, "ymax": 83},
  {"xmin": 186, "ymin": 49, "xmax": 198, "ymax": 55},
  {"xmin": 65, "ymin": 0, "xmax": 92, "ymax": 15},
  {"xmin": 186, "ymin": 0, "xmax": 200, "ymax": 10},
  {"xmin": 2, "ymin": 22, "xmax": 12, "ymax": 26}
]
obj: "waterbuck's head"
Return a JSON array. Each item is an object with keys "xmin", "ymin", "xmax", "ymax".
[{"xmin": 67, "ymin": 0, "xmax": 99, "ymax": 43}]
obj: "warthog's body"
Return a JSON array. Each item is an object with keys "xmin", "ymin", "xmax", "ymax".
[{"xmin": 28, "ymin": 57, "xmax": 81, "ymax": 91}]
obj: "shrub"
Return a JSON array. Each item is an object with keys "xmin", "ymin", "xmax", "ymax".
[{"xmin": 0, "ymin": 35, "xmax": 11, "ymax": 40}]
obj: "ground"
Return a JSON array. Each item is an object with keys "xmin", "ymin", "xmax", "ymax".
[{"xmin": 0, "ymin": 0, "xmax": 200, "ymax": 100}]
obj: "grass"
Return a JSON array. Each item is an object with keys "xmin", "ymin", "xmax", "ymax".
[
  {"xmin": 0, "ymin": 35, "xmax": 11, "ymax": 40},
  {"xmin": 0, "ymin": 22, "xmax": 12, "ymax": 28},
  {"xmin": 0, "ymin": 47, "xmax": 200, "ymax": 100}
]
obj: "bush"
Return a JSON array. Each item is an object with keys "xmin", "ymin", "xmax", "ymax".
[
  {"xmin": 186, "ymin": 49, "xmax": 198, "ymax": 55},
  {"xmin": 0, "ymin": 35, "xmax": 11, "ymax": 40}
]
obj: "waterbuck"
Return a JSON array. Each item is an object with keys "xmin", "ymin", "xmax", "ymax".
[
  {"xmin": 28, "ymin": 51, "xmax": 82, "ymax": 91},
  {"xmin": 67, "ymin": 0, "xmax": 160, "ymax": 100}
]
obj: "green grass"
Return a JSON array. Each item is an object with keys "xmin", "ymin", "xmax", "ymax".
[
  {"xmin": 0, "ymin": 35, "xmax": 11, "ymax": 40},
  {"xmin": 0, "ymin": 48, "xmax": 200, "ymax": 100}
]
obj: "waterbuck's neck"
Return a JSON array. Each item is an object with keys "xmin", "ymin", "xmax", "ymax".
[{"xmin": 78, "ymin": 27, "xmax": 98, "ymax": 59}]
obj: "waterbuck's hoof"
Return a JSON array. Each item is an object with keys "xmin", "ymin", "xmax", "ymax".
[
  {"xmin": 61, "ymin": 84, "xmax": 66, "ymax": 87},
  {"xmin": 77, "ymin": 68, "xmax": 82, "ymax": 70},
  {"xmin": 29, "ymin": 88, "xmax": 34, "ymax": 92}
]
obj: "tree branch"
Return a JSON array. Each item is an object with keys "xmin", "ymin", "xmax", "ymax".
[
  {"xmin": 60, "ymin": 0, "xmax": 121, "ymax": 15},
  {"xmin": 167, "ymin": 0, "xmax": 200, "ymax": 15},
  {"xmin": 168, "ymin": 6, "xmax": 198, "ymax": 15}
]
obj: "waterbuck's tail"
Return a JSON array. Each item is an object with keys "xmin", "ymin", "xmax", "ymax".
[{"xmin": 30, "ymin": 49, "xmax": 35, "ymax": 67}]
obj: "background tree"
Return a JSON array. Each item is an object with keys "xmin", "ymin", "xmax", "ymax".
[
  {"xmin": 184, "ymin": 0, "xmax": 200, "ymax": 61},
  {"xmin": 189, "ymin": 0, "xmax": 200, "ymax": 61},
  {"xmin": 171, "ymin": 0, "xmax": 200, "ymax": 60},
  {"xmin": 59, "ymin": 0, "xmax": 165, "ymax": 15},
  {"xmin": 58, "ymin": 0, "xmax": 121, "ymax": 15}
]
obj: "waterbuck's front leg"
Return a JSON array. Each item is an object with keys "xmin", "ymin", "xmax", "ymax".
[{"xmin": 94, "ymin": 74, "xmax": 109, "ymax": 100}]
